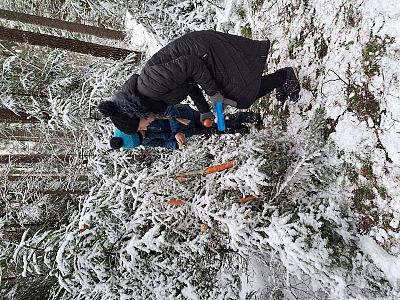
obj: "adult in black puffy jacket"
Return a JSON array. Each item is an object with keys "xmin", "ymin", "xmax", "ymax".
[{"xmin": 98, "ymin": 30, "xmax": 300, "ymax": 134}]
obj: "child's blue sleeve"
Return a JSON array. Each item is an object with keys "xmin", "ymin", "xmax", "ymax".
[
  {"xmin": 164, "ymin": 106, "xmax": 182, "ymax": 134},
  {"xmin": 144, "ymin": 138, "xmax": 177, "ymax": 149}
]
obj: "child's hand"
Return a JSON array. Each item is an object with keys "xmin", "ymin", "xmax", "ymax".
[
  {"xmin": 139, "ymin": 130, "xmax": 146, "ymax": 139},
  {"xmin": 175, "ymin": 132, "xmax": 187, "ymax": 148}
]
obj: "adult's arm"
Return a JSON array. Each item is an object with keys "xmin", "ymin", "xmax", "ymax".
[
  {"xmin": 188, "ymin": 84, "xmax": 210, "ymax": 113},
  {"xmin": 140, "ymin": 55, "xmax": 219, "ymax": 104}
]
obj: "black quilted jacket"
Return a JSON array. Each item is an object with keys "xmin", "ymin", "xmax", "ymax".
[{"xmin": 120, "ymin": 30, "xmax": 270, "ymax": 113}]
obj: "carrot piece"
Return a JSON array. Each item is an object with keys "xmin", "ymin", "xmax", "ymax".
[
  {"xmin": 155, "ymin": 115, "xmax": 191, "ymax": 125},
  {"xmin": 202, "ymin": 160, "xmax": 237, "ymax": 175},
  {"xmin": 203, "ymin": 119, "xmax": 213, "ymax": 127},
  {"xmin": 176, "ymin": 175, "xmax": 190, "ymax": 183},
  {"xmin": 175, "ymin": 117, "xmax": 191, "ymax": 126},
  {"xmin": 200, "ymin": 224, "xmax": 209, "ymax": 233},
  {"xmin": 238, "ymin": 196, "xmax": 257, "ymax": 203},
  {"xmin": 79, "ymin": 224, "xmax": 89, "ymax": 233},
  {"xmin": 164, "ymin": 199, "xmax": 185, "ymax": 206}
]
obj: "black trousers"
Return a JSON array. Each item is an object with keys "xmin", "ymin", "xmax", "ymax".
[
  {"xmin": 191, "ymin": 110, "xmax": 248, "ymax": 135},
  {"xmin": 256, "ymin": 69, "xmax": 285, "ymax": 99}
]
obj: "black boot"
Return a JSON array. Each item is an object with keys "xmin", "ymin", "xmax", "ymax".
[
  {"xmin": 226, "ymin": 112, "xmax": 261, "ymax": 126},
  {"xmin": 241, "ymin": 112, "xmax": 261, "ymax": 124},
  {"xmin": 276, "ymin": 67, "xmax": 300, "ymax": 102},
  {"xmin": 276, "ymin": 86, "xmax": 288, "ymax": 103},
  {"xmin": 226, "ymin": 124, "xmax": 250, "ymax": 134}
]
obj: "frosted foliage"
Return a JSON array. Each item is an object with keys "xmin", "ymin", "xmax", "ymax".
[
  {"xmin": 14, "ymin": 111, "xmax": 384, "ymax": 300},
  {"xmin": 128, "ymin": 0, "xmax": 219, "ymax": 42},
  {"xmin": 0, "ymin": 47, "xmax": 86, "ymax": 124},
  {"xmin": 0, "ymin": 43, "xmax": 139, "ymax": 129}
]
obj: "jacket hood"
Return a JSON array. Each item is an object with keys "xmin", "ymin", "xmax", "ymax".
[
  {"xmin": 112, "ymin": 91, "xmax": 150, "ymax": 119},
  {"xmin": 120, "ymin": 73, "xmax": 168, "ymax": 114}
]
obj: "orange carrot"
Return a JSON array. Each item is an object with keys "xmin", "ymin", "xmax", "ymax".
[
  {"xmin": 155, "ymin": 115, "xmax": 191, "ymax": 125},
  {"xmin": 173, "ymin": 160, "xmax": 239, "ymax": 181},
  {"xmin": 238, "ymin": 196, "xmax": 257, "ymax": 203},
  {"xmin": 164, "ymin": 199, "xmax": 185, "ymax": 206},
  {"xmin": 202, "ymin": 160, "xmax": 237, "ymax": 175},
  {"xmin": 176, "ymin": 175, "xmax": 190, "ymax": 183},
  {"xmin": 203, "ymin": 119, "xmax": 213, "ymax": 127},
  {"xmin": 199, "ymin": 224, "xmax": 209, "ymax": 233},
  {"xmin": 79, "ymin": 224, "xmax": 89, "ymax": 233},
  {"xmin": 175, "ymin": 117, "xmax": 191, "ymax": 126}
]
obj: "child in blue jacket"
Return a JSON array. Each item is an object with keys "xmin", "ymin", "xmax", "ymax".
[{"xmin": 110, "ymin": 104, "xmax": 260, "ymax": 150}]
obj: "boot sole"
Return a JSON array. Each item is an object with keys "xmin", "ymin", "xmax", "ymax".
[{"xmin": 288, "ymin": 67, "xmax": 300, "ymax": 102}]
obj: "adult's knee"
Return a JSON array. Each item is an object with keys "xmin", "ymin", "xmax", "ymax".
[{"xmin": 235, "ymin": 102, "xmax": 252, "ymax": 109}]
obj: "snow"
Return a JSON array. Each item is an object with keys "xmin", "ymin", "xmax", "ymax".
[
  {"xmin": 181, "ymin": 283, "xmax": 199, "ymax": 300},
  {"xmin": 360, "ymin": 0, "xmax": 400, "ymax": 37},
  {"xmin": 125, "ymin": 11, "xmax": 163, "ymax": 57},
  {"xmin": 359, "ymin": 236, "xmax": 400, "ymax": 287},
  {"xmin": 330, "ymin": 112, "xmax": 374, "ymax": 152}
]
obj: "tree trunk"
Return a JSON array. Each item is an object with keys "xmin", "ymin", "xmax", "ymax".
[
  {"xmin": 0, "ymin": 127, "xmax": 39, "ymax": 142},
  {"xmin": 8, "ymin": 92, "xmax": 47, "ymax": 98},
  {"xmin": 0, "ymin": 126, "xmax": 76, "ymax": 142},
  {"xmin": 7, "ymin": 174, "xmax": 89, "ymax": 181},
  {"xmin": 0, "ymin": 26, "xmax": 139, "ymax": 60},
  {"xmin": 0, "ymin": 154, "xmax": 74, "ymax": 164},
  {"xmin": 0, "ymin": 9, "xmax": 125, "ymax": 40},
  {"xmin": 0, "ymin": 108, "xmax": 37, "ymax": 123},
  {"xmin": 41, "ymin": 189, "xmax": 89, "ymax": 195}
]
